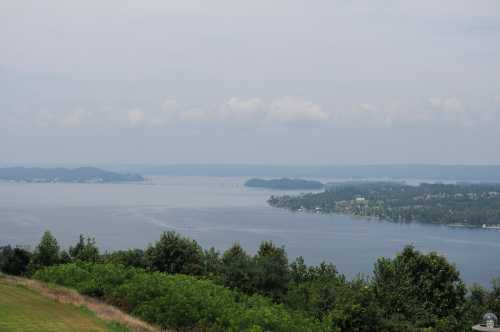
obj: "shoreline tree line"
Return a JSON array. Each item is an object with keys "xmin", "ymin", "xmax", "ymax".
[{"xmin": 268, "ymin": 182, "xmax": 500, "ymax": 226}]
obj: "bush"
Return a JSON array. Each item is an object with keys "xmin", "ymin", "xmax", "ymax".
[
  {"xmin": 34, "ymin": 262, "xmax": 139, "ymax": 298},
  {"xmin": 34, "ymin": 262, "xmax": 325, "ymax": 332}
]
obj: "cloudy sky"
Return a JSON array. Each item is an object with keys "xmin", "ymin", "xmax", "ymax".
[{"xmin": 2, "ymin": 0, "xmax": 500, "ymax": 165}]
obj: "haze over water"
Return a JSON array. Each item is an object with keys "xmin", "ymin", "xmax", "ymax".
[{"xmin": 1, "ymin": 176, "xmax": 499, "ymax": 286}]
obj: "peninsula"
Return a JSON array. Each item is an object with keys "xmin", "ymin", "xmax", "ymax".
[{"xmin": 268, "ymin": 181, "xmax": 500, "ymax": 226}]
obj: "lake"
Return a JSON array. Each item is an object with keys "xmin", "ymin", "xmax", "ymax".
[{"xmin": 1, "ymin": 176, "xmax": 499, "ymax": 286}]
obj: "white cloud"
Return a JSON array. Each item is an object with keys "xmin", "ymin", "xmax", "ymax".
[
  {"xmin": 343, "ymin": 97, "xmax": 486, "ymax": 127},
  {"xmin": 349, "ymin": 103, "xmax": 395, "ymax": 126},
  {"xmin": 125, "ymin": 100, "xmax": 184, "ymax": 126},
  {"xmin": 29, "ymin": 95, "xmax": 500, "ymax": 129},
  {"xmin": 216, "ymin": 98, "xmax": 266, "ymax": 123},
  {"xmin": 427, "ymin": 97, "xmax": 480, "ymax": 126},
  {"xmin": 35, "ymin": 108, "xmax": 90, "ymax": 128},
  {"xmin": 358, "ymin": 103, "xmax": 377, "ymax": 113},
  {"xmin": 266, "ymin": 97, "xmax": 329, "ymax": 123},
  {"xmin": 347, "ymin": 98, "xmax": 470, "ymax": 127},
  {"xmin": 60, "ymin": 109, "xmax": 88, "ymax": 128},
  {"xmin": 428, "ymin": 97, "xmax": 465, "ymax": 113},
  {"xmin": 210, "ymin": 97, "xmax": 329, "ymax": 125},
  {"xmin": 35, "ymin": 110, "xmax": 56, "ymax": 128},
  {"xmin": 139, "ymin": 97, "xmax": 329, "ymax": 126},
  {"xmin": 348, "ymin": 97, "xmax": 500, "ymax": 127},
  {"xmin": 127, "ymin": 109, "xmax": 145, "ymax": 127},
  {"xmin": 143, "ymin": 99, "xmax": 182, "ymax": 125}
]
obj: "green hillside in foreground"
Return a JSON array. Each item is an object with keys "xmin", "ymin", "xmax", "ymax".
[{"xmin": 0, "ymin": 280, "xmax": 129, "ymax": 332}]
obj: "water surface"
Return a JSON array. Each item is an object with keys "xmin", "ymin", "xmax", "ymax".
[{"xmin": 1, "ymin": 176, "xmax": 498, "ymax": 286}]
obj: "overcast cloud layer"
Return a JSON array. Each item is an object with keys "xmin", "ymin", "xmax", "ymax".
[{"xmin": 1, "ymin": 0, "xmax": 500, "ymax": 164}]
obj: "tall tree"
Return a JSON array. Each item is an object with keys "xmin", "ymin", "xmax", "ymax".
[
  {"xmin": 373, "ymin": 245, "xmax": 466, "ymax": 330},
  {"xmin": 254, "ymin": 241, "xmax": 290, "ymax": 300},
  {"xmin": 28, "ymin": 230, "xmax": 60, "ymax": 273},
  {"xmin": 0, "ymin": 246, "xmax": 32, "ymax": 275},
  {"xmin": 221, "ymin": 243, "xmax": 256, "ymax": 294},
  {"xmin": 145, "ymin": 231, "xmax": 204, "ymax": 275},
  {"xmin": 69, "ymin": 234, "xmax": 99, "ymax": 262}
]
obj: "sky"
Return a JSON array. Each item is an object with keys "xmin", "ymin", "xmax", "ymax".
[{"xmin": 1, "ymin": 0, "xmax": 500, "ymax": 165}]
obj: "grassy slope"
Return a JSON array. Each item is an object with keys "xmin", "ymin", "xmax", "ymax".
[{"xmin": 0, "ymin": 280, "xmax": 129, "ymax": 332}]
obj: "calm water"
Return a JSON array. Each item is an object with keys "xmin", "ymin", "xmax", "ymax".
[{"xmin": 1, "ymin": 176, "xmax": 499, "ymax": 286}]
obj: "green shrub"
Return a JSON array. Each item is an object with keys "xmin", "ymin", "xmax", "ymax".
[{"xmin": 34, "ymin": 262, "xmax": 325, "ymax": 332}]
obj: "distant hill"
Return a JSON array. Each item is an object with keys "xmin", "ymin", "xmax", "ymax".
[
  {"xmin": 110, "ymin": 164, "xmax": 500, "ymax": 182},
  {"xmin": 0, "ymin": 167, "xmax": 144, "ymax": 183},
  {"xmin": 245, "ymin": 178, "xmax": 324, "ymax": 190}
]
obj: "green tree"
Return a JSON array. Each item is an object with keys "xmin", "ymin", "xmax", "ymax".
[
  {"xmin": 202, "ymin": 246, "xmax": 222, "ymax": 277},
  {"xmin": 104, "ymin": 249, "xmax": 147, "ymax": 268},
  {"xmin": 290, "ymin": 257, "xmax": 338, "ymax": 285},
  {"xmin": 324, "ymin": 278, "xmax": 384, "ymax": 332},
  {"xmin": 0, "ymin": 246, "xmax": 32, "ymax": 275},
  {"xmin": 290, "ymin": 256, "xmax": 309, "ymax": 284},
  {"xmin": 28, "ymin": 230, "xmax": 60, "ymax": 274},
  {"xmin": 373, "ymin": 245, "xmax": 467, "ymax": 330},
  {"xmin": 221, "ymin": 243, "xmax": 256, "ymax": 294},
  {"xmin": 59, "ymin": 250, "xmax": 72, "ymax": 264},
  {"xmin": 254, "ymin": 241, "xmax": 290, "ymax": 300},
  {"xmin": 464, "ymin": 284, "xmax": 489, "ymax": 326},
  {"xmin": 69, "ymin": 234, "xmax": 100, "ymax": 262},
  {"xmin": 145, "ymin": 231, "xmax": 204, "ymax": 275},
  {"xmin": 488, "ymin": 278, "xmax": 500, "ymax": 318},
  {"xmin": 287, "ymin": 259, "xmax": 343, "ymax": 320},
  {"xmin": 287, "ymin": 258, "xmax": 383, "ymax": 331}
]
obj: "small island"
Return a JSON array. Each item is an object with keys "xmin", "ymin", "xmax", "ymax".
[
  {"xmin": 0, "ymin": 166, "xmax": 144, "ymax": 183},
  {"xmin": 245, "ymin": 178, "xmax": 324, "ymax": 190},
  {"xmin": 268, "ymin": 181, "xmax": 500, "ymax": 227}
]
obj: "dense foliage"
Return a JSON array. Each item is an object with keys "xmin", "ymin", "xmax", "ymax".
[
  {"xmin": 69, "ymin": 234, "xmax": 100, "ymax": 262},
  {"xmin": 102, "ymin": 249, "xmax": 148, "ymax": 269},
  {"xmin": 27, "ymin": 230, "xmax": 62, "ymax": 274},
  {"xmin": 268, "ymin": 182, "xmax": 500, "ymax": 226},
  {"xmin": 0, "ymin": 245, "xmax": 31, "ymax": 275},
  {"xmin": 2, "ymin": 230, "xmax": 499, "ymax": 331},
  {"xmin": 34, "ymin": 263, "xmax": 324, "ymax": 332},
  {"xmin": 144, "ymin": 231, "xmax": 204, "ymax": 275},
  {"xmin": 373, "ymin": 246, "xmax": 466, "ymax": 331}
]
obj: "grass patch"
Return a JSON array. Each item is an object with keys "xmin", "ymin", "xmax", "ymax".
[{"xmin": 0, "ymin": 280, "xmax": 130, "ymax": 332}]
